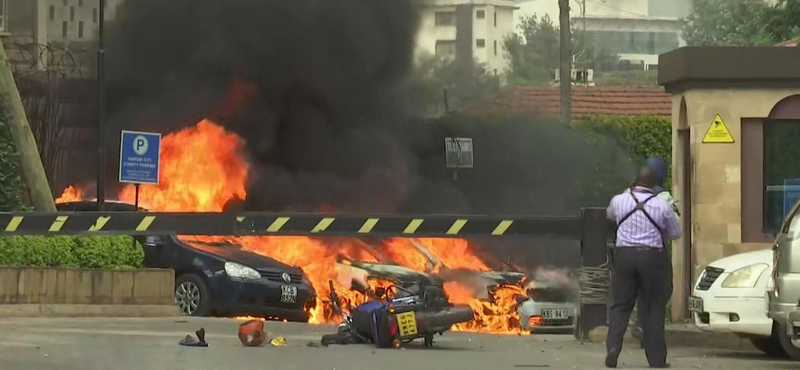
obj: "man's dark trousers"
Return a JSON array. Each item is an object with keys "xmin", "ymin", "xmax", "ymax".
[{"xmin": 607, "ymin": 247, "xmax": 673, "ymax": 367}]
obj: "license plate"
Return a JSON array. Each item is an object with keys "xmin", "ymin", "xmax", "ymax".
[
  {"xmin": 396, "ymin": 311, "xmax": 418, "ymax": 337},
  {"xmin": 688, "ymin": 296, "xmax": 703, "ymax": 312},
  {"xmin": 280, "ymin": 285, "xmax": 297, "ymax": 304},
  {"xmin": 542, "ymin": 309, "xmax": 569, "ymax": 319}
]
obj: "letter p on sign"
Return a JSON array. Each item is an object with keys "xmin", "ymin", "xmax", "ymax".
[{"xmin": 133, "ymin": 135, "xmax": 149, "ymax": 155}]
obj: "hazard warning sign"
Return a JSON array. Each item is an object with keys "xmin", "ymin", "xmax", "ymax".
[{"xmin": 702, "ymin": 114, "xmax": 734, "ymax": 143}]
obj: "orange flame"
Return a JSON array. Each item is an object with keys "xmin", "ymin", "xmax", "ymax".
[
  {"xmin": 55, "ymin": 119, "xmax": 526, "ymax": 334},
  {"xmin": 56, "ymin": 185, "xmax": 84, "ymax": 203},
  {"xmin": 118, "ymin": 119, "xmax": 248, "ymax": 212}
]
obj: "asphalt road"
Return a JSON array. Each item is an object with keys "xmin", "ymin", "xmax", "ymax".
[{"xmin": 0, "ymin": 317, "xmax": 796, "ymax": 370}]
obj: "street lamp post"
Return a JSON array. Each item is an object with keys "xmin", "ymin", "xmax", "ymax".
[{"xmin": 96, "ymin": 0, "xmax": 106, "ymax": 210}]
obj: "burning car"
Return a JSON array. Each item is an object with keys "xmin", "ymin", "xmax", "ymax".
[
  {"xmin": 55, "ymin": 201, "xmax": 317, "ymax": 321},
  {"xmin": 516, "ymin": 276, "xmax": 577, "ymax": 333}
]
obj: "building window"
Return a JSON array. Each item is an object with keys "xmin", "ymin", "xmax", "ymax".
[
  {"xmin": 476, "ymin": 39, "xmax": 486, "ymax": 48},
  {"xmin": 50, "ymin": 5, "xmax": 55, "ymax": 20},
  {"xmin": 435, "ymin": 40, "xmax": 456, "ymax": 58},
  {"xmin": 494, "ymin": 40, "xmax": 497, "ymax": 56},
  {"xmin": 70, "ymin": 6, "xmax": 74, "ymax": 21},
  {"xmin": 763, "ymin": 121, "xmax": 800, "ymax": 233},
  {"xmin": 79, "ymin": 0, "xmax": 83, "ymax": 6},
  {"xmin": 586, "ymin": 30, "xmax": 680, "ymax": 56},
  {"xmin": 63, "ymin": 0, "xmax": 68, "ymax": 6},
  {"xmin": 62, "ymin": 21, "xmax": 67, "ymax": 37},
  {"xmin": 0, "ymin": 0, "xmax": 6, "ymax": 31},
  {"xmin": 435, "ymin": 11, "xmax": 455, "ymax": 26},
  {"xmin": 494, "ymin": 11, "xmax": 497, "ymax": 27},
  {"xmin": 78, "ymin": 21, "xmax": 84, "ymax": 38},
  {"xmin": 93, "ymin": 8, "xmax": 97, "ymax": 22},
  {"xmin": 476, "ymin": 10, "xmax": 485, "ymax": 19}
]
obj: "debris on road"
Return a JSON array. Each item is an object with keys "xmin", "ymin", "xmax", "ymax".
[
  {"xmin": 306, "ymin": 342, "xmax": 321, "ymax": 348},
  {"xmin": 238, "ymin": 320, "xmax": 266, "ymax": 347},
  {"xmin": 270, "ymin": 337, "xmax": 287, "ymax": 347},
  {"xmin": 179, "ymin": 328, "xmax": 208, "ymax": 347}
]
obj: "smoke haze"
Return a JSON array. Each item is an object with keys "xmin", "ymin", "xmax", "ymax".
[{"xmin": 105, "ymin": 0, "xmax": 634, "ymax": 216}]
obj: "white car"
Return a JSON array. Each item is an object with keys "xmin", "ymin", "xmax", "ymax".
[
  {"xmin": 690, "ymin": 249, "xmax": 782, "ymax": 356},
  {"xmin": 517, "ymin": 279, "xmax": 577, "ymax": 333}
]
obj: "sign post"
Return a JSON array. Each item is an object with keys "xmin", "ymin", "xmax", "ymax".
[{"xmin": 119, "ymin": 131, "xmax": 161, "ymax": 209}]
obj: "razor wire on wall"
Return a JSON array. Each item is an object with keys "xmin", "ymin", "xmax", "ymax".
[{"xmin": 6, "ymin": 42, "xmax": 94, "ymax": 79}]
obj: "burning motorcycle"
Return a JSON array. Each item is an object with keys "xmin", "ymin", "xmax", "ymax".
[{"xmin": 321, "ymin": 278, "xmax": 474, "ymax": 348}]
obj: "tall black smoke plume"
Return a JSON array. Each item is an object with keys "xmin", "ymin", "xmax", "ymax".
[
  {"xmin": 107, "ymin": 0, "xmax": 423, "ymax": 213},
  {"xmin": 105, "ymin": 0, "xmax": 633, "ymax": 216}
]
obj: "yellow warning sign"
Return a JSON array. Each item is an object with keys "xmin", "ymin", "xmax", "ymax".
[{"xmin": 702, "ymin": 114, "xmax": 734, "ymax": 143}]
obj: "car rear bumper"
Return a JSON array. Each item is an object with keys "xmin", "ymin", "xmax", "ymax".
[{"xmin": 208, "ymin": 277, "xmax": 316, "ymax": 321}]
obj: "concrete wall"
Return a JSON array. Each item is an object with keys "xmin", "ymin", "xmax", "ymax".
[
  {"xmin": 0, "ymin": 267, "xmax": 174, "ymax": 305},
  {"xmin": 669, "ymin": 87, "xmax": 800, "ymax": 318}
]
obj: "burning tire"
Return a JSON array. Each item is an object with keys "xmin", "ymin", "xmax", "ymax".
[{"xmin": 175, "ymin": 274, "xmax": 212, "ymax": 316}]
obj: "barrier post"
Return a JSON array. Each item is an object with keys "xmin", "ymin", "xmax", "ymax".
[{"xmin": 576, "ymin": 207, "xmax": 611, "ymax": 340}]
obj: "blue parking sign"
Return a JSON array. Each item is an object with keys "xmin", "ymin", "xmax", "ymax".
[{"xmin": 119, "ymin": 130, "xmax": 161, "ymax": 184}]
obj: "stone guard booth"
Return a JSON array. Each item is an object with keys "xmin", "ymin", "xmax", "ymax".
[{"xmin": 659, "ymin": 47, "xmax": 800, "ymax": 320}]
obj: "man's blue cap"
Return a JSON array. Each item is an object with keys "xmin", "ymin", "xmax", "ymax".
[{"xmin": 644, "ymin": 157, "xmax": 668, "ymax": 185}]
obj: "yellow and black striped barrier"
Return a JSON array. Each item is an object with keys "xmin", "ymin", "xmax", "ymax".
[{"xmin": 0, "ymin": 212, "xmax": 583, "ymax": 238}]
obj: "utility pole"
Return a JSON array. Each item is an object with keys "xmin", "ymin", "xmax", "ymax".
[
  {"xmin": 96, "ymin": 0, "xmax": 106, "ymax": 210},
  {"xmin": 0, "ymin": 39, "xmax": 56, "ymax": 211},
  {"xmin": 559, "ymin": 0, "xmax": 572, "ymax": 124}
]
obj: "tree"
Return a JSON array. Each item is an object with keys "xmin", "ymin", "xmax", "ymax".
[
  {"xmin": 504, "ymin": 14, "xmax": 617, "ymax": 86},
  {"xmin": 405, "ymin": 53, "xmax": 500, "ymax": 117},
  {"xmin": 504, "ymin": 15, "xmax": 559, "ymax": 85},
  {"xmin": 764, "ymin": 0, "xmax": 800, "ymax": 43},
  {"xmin": 682, "ymin": 0, "xmax": 800, "ymax": 46}
]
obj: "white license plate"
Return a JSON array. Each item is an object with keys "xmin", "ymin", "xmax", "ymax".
[
  {"xmin": 542, "ymin": 309, "xmax": 569, "ymax": 319},
  {"xmin": 688, "ymin": 296, "xmax": 703, "ymax": 312},
  {"xmin": 280, "ymin": 285, "xmax": 297, "ymax": 303}
]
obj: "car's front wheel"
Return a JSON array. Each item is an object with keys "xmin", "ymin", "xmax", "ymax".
[
  {"xmin": 777, "ymin": 323, "xmax": 800, "ymax": 360},
  {"xmin": 175, "ymin": 274, "xmax": 212, "ymax": 316}
]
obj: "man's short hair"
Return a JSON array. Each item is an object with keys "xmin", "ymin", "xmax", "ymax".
[{"xmin": 634, "ymin": 168, "xmax": 659, "ymax": 189}]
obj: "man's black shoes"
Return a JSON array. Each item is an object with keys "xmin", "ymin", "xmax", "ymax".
[{"xmin": 605, "ymin": 350, "xmax": 620, "ymax": 368}]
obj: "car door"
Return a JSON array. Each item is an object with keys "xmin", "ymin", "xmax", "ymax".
[
  {"xmin": 139, "ymin": 235, "xmax": 172, "ymax": 269},
  {"xmin": 773, "ymin": 200, "xmax": 800, "ymax": 299}
]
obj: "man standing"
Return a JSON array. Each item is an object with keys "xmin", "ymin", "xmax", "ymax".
[
  {"xmin": 606, "ymin": 167, "xmax": 681, "ymax": 368},
  {"xmin": 628, "ymin": 158, "xmax": 679, "ymax": 344}
]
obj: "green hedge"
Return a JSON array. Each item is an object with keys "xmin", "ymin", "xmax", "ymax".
[
  {"xmin": 0, "ymin": 236, "xmax": 144, "ymax": 269},
  {"xmin": 573, "ymin": 114, "xmax": 672, "ymax": 189}
]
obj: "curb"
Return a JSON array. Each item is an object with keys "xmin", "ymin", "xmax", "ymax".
[
  {"xmin": 0, "ymin": 304, "xmax": 180, "ymax": 317},
  {"xmin": 589, "ymin": 325, "xmax": 757, "ymax": 351}
]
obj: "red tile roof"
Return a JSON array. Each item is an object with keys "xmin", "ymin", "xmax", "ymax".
[{"xmin": 462, "ymin": 86, "xmax": 672, "ymax": 118}]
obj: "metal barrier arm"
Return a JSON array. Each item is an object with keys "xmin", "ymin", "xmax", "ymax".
[{"xmin": 0, "ymin": 212, "xmax": 583, "ymax": 238}]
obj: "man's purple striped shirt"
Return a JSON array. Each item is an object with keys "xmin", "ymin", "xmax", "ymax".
[{"xmin": 607, "ymin": 187, "xmax": 681, "ymax": 248}]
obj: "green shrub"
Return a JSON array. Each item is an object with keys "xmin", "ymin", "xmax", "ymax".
[
  {"xmin": 572, "ymin": 114, "xmax": 672, "ymax": 189},
  {"xmin": 72, "ymin": 236, "xmax": 144, "ymax": 269},
  {"xmin": 0, "ymin": 236, "xmax": 143, "ymax": 269},
  {"xmin": 0, "ymin": 236, "xmax": 78, "ymax": 267}
]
